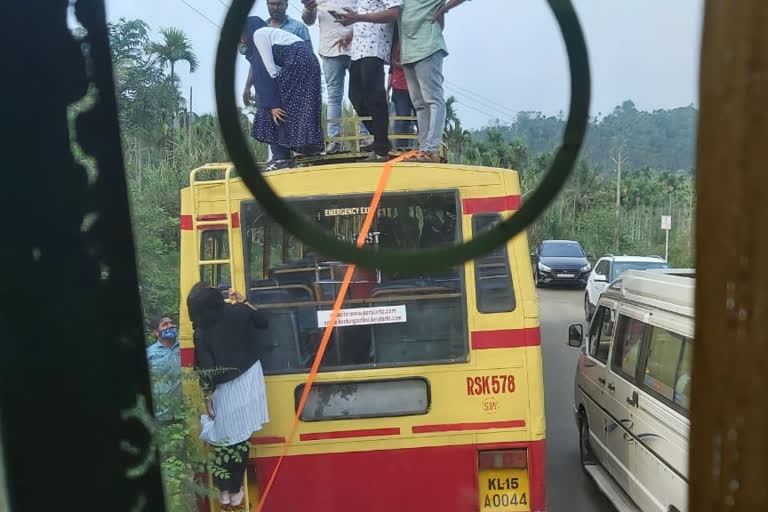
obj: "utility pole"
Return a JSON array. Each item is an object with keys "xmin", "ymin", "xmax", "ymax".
[
  {"xmin": 667, "ymin": 189, "xmax": 674, "ymax": 261},
  {"xmin": 189, "ymin": 86, "xmax": 193, "ymax": 136},
  {"xmin": 611, "ymin": 148, "xmax": 629, "ymax": 254}
]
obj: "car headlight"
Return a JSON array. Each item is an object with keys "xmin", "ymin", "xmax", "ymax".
[
  {"xmin": 538, "ymin": 262, "xmax": 552, "ymax": 272},
  {"xmin": 580, "ymin": 263, "xmax": 591, "ymax": 272}
]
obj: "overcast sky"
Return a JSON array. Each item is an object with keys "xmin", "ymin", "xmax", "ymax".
[{"xmin": 104, "ymin": 0, "xmax": 704, "ymax": 129}]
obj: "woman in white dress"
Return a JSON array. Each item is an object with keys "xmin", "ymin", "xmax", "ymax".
[{"xmin": 187, "ymin": 283, "xmax": 270, "ymax": 507}]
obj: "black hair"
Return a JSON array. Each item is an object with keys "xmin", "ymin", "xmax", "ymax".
[
  {"xmin": 187, "ymin": 281, "xmax": 226, "ymax": 329},
  {"xmin": 149, "ymin": 314, "xmax": 173, "ymax": 331}
]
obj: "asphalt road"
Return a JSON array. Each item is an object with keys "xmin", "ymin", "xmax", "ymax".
[{"xmin": 538, "ymin": 287, "xmax": 616, "ymax": 512}]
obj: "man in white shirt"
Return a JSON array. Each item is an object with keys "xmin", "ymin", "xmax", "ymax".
[
  {"xmin": 337, "ymin": 0, "xmax": 402, "ymax": 161},
  {"xmin": 302, "ymin": 0, "xmax": 367, "ymax": 154}
]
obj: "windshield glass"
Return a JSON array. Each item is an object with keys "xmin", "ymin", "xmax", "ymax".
[
  {"xmin": 540, "ymin": 243, "xmax": 585, "ymax": 258},
  {"xmin": 612, "ymin": 261, "xmax": 670, "ymax": 279},
  {"xmin": 240, "ymin": 191, "xmax": 467, "ymax": 374}
]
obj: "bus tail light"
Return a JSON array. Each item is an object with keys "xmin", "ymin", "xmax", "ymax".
[{"xmin": 478, "ymin": 449, "xmax": 531, "ymax": 511}]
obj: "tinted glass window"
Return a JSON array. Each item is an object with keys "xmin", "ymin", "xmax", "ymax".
[
  {"xmin": 643, "ymin": 327, "xmax": 692, "ymax": 410},
  {"xmin": 297, "ymin": 379, "xmax": 429, "ymax": 421},
  {"xmin": 540, "ymin": 243, "xmax": 585, "ymax": 258},
  {"xmin": 674, "ymin": 340, "xmax": 693, "ymax": 409},
  {"xmin": 595, "ymin": 260, "xmax": 610, "ymax": 276},
  {"xmin": 612, "ymin": 315, "xmax": 648, "ymax": 379},
  {"xmin": 472, "ymin": 214, "xmax": 516, "ymax": 313},
  {"xmin": 588, "ymin": 305, "xmax": 614, "ymax": 364}
]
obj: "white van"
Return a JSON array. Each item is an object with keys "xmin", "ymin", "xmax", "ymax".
[{"xmin": 567, "ymin": 269, "xmax": 694, "ymax": 512}]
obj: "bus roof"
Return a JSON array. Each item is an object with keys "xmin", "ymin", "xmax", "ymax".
[
  {"xmin": 183, "ymin": 161, "xmax": 521, "ymax": 200},
  {"xmin": 606, "ymin": 269, "xmax": 695, "ymax": 318}
]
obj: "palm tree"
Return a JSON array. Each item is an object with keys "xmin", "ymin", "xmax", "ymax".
[
  {"xmin": 445, "ymin": 96, "xmax": 458, "ymax": 132},
  {"xmin": 148, "ymin": 27, "xmax": 199, "ymax": 83}
]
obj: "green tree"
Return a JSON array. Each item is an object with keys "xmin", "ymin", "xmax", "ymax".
[{"xmin": 148, "ymin": 27, "xmax": 199, "ymax": 83}]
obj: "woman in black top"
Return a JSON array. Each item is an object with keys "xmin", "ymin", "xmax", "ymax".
[{"xmin": 188, "ymin": 282, "xmax": 269, "ymax": 507}]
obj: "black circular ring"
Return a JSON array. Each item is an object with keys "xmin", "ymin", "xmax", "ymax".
[{"xmin": 215, "ymin": 0, "xmax": 590, "ymax": 274}]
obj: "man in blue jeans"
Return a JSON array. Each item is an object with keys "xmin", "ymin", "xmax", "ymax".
[
  {"xmin": 242, "ymin": 0, "xmax": 312, "ymax": 164},
  {"xmin": 399, "ymin": 0, "xmax": 468, "ymax": 163},
  {"xmin": 302, "ymin": 0, "xmax": 369, "ymax": 154}
]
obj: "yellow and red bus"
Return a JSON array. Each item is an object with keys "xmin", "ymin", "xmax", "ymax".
[{"xmin": 179, "ymin": 159, "xmax": 546, "ymax": 512}]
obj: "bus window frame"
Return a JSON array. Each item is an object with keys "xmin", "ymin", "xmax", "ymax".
[
  {"xmin": 636, "ymin": 326, "xmax": 692, "ymax": 419},
  {"xmin": 294, "ymin": 376, "xmax": 432, "ymax": 422},
  {"xmin": 239, "ymin": 190, "xmax": 472, "ymax": 375},
  {"xmin": 199, "ymin": 228, "xmax": 230, "ymax": 288},
  {"xmin": 471, "ymin": 213, "xmax": 517, "ymax": 314}
]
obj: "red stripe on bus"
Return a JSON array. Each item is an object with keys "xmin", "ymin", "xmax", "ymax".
[
  {"xmin": 180, "ymin": 347, "xmax": 195, "ymax": 367},
  {"xmin": 412, "ymin": 419, "xmax": 526, "ymax": 434},
  {"xmin": 462, "ymin": 195, "xmax": 521, "ymax": 214},
  {"xmin": 180, "ymin": 212, "xmax": 240, "ymax": 230},
  {"xmin": 300, "ymin": 428, "xmax": 401, "ymax": 441},
  {"xmin": 248, "ymin": 440, "xmax": 546, "ymax": 512},
  {"xmin": 471, "ymin": 327, "xmax": 541, "ymax": 350},
  {"xmin": 251, "ymin": 436, "xmax": 287, "ymax": 445}
]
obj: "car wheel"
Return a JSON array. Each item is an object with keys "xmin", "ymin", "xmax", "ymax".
[
  {"xmin": 534, "ymin": 270, "xmax": 543, "ymax": 288},
  {"xmin": 579, "ymin": 410, "xmax": 597, "ymax": 468},
  {"xmin": 584, "ymin": 293, "xmax": 593, "ymax": 320}
]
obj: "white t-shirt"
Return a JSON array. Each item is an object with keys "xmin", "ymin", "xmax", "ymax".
[
  {"xmin": 350, "ymin": 0, "xmax": 402, "ymax": 63},
  {"xmin": 315, "ymin": 0, "xmax": 357, "ymax": 58},
  {"xmin": 253, "ymin": 27, "xmax": 303, "ymax": 78}
]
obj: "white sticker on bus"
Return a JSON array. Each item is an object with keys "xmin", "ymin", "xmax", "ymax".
[{"xmin": 316, "ymin": 305, "xmax": 407, "ymax": 328}]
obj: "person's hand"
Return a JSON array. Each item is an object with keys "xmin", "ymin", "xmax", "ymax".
[
  {"xmin": 271, "ymin": 107, "xmax": 288, "ymax": 125},
  {"xmin": 243, "ymin": 88, "xmax": 252, "ymax": 107},
  {"xmin": 334, "ymin": 31, "xmax": 353, "ymax": 51},
  {"xmin": 205, "ymin": 397, "xmax": 215, "ymax": 419},
  {"xmin": 302, "ymin": 0, "xmax": 317, "ymax": 9},
  {"xmin": 228, "ymin": 288, "xmax": 245, "ymax": 303},
  {"xmin": 336, "ymin": 7, "xmax": 362, "ymax": 26}
]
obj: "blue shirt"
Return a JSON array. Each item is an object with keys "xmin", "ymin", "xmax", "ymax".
[
  {"xmin": 269, "ymin": 16, "xmax": 312, "ymax": 47},
  {"xmin": 146, "ymin": 340, "xmax": 182, "ymax": 418}
]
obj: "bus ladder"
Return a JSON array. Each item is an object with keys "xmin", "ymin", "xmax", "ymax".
[
  {"xmin": 189, "ymin": 164, "xmax": 251, "ymax": 511},
  {"xmin": 189, "ymin": 164, "xmax": 237, "ymax": 294}
]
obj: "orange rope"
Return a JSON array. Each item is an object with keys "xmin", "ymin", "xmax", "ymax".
[{"xmin": 255, "ymin": 151, "xmax": 418, "ymax": 512}]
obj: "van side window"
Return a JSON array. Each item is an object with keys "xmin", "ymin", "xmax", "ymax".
[
  {"xmin": 595, "ymin": 260, "xmax": 610, "ymax": 279},
  {"xmin": 588, "ymin": 306, "xmax": 614, "ymax": 364},
  {"xmin": 611, "ymin": 315, "xmax": 648, "ymax": 379},
  {"xmin": 643, "ymin": 327, "xmax": 693, "ymax": 409},
  {"xmin": 472, "ymin": 214, "xmax": 516, "ymax": 313}
]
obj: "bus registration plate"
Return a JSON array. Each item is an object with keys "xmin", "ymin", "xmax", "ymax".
[{"xmin": 478, "ymin": 468, "xmax": 530, "ymax": 512}]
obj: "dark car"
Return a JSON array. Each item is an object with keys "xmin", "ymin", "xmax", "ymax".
[{"xmin": 532, "ymin": 240, "xmax": 593, "ymax": 288}]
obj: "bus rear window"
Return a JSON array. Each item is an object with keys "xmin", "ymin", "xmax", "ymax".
[
  {"xmin": 296, "ymin": 378, "xmax": 429, "ymax": 421},
  {"xmin": 472, "ymin": 214, "xmax": 516, "ymax": 313},
  {"xmin": 241, "ymin": 192, "xmax": 468, "ymax": 374}
]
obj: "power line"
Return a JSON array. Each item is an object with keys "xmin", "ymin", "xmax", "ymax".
[
  {"xmin": 445, "ymin": 86, "xmax": 515, "ymax": 125},
  {"xmin": 445, "ymin": 79, "xmax": 519, "ymax": 119},
  {"xmin": 177, "ymin": 0, "xmax": 221, "ymax": 28}
]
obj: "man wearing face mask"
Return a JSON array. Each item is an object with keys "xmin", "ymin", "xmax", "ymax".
[{"xmin": 146, "ymin": 314, "xmax": 182, "ymax": 420}]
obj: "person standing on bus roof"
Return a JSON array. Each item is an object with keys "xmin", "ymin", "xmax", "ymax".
[
  {"xmin": 242, "ymin": 16, "xmax": 324, "ymax": 171},
  {"xmin": 398, "ymin": 0, "xmax": 468, "ymax": 163},
  {"xmin": 189, "ymin": 283, "xmax": 270, "ymax": 507},
  {"xmin": 145, "ymin": 314, "xmax": 181, "ymax": 421},
  {"xmin": 301, "ymin": 0, "xmax": 371, "ymax": 154},
  {"xmin": 335, "ymin": 0, "xmax": 403, "ymax": 162},
  {"xmin": 243, "ymin": 1, "xmax": 312, "ymax": 164},
  {"xmin": 387, "ymin": 28, "xmax": 415, "ymax": 149}
]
